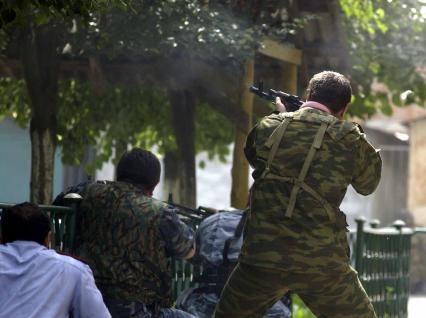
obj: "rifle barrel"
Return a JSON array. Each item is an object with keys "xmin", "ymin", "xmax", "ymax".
[{"xmin": 249, "ymin": 83, "xmax": 303, "ymax": 112}]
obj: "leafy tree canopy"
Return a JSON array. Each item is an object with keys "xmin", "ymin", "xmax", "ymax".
[
  {"xmin": 340, "ymin": 0, "xmax": 426, "ymax": 118},
  {"xmin": 0, "ymin": 0, "xmax": 304, "ymax": 173},
  {"xmin": 64, "ymin": 0, "xmax": 305, "ymax": 63},
  {"xmin": 0, "ymin": 75, "xmax": 234, "ymax": 173},
  {"xmin": 5, "ymin": 0, "xmax": 425, "ymax": 175},
  {"xmin": 0, "ymin": 0, "xmax": 128, "ymax": 28}
]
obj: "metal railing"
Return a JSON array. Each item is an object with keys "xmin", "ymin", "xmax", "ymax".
[
  {"xmin": 0, "ymin": 194, "xmax": 81, "ymax": 253},
  {"xmin": 351, "ymin": 218, "xmax": 426, "ymax": 318}
]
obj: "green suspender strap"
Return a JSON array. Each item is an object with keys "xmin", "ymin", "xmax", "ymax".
[
  {"xmin": 260, "ymin": 116, "xmax": 336, "ymax": 223},
  {"xmin": 285, "ymin": 120, "xmax": 333, "ymax": 220},
  {"xmin": 260, "ymin": 113, "xmax": 294, "ymax": 179}
]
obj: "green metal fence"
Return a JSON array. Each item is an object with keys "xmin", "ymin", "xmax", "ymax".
[
  {"xmin": 0, "ymin": 195, "xmax": 81, "ymax": 253},
  {"xmin": 1, "ymin": 200, "xmax": 426, "ymax": 317},
  {"xmin": 351, "ymin": 217, "xmax": 426, "ymax": 318},
  {"xmin": 170, "ymin": 214, "xmax": 202, "ymax": 299}
]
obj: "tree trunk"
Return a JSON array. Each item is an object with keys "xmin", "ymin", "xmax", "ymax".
[
  {"xmin": 163, "ymin": 151, "xmax": 181, "ymax": 202},
  {"xmin": 278, "ymin": 62, "xmax": 298, "ymax": 95},
  {"xmin": 231, "ymin": 59, "xmax": 254, "ymax": 208},
  {"xmin": 167, "ymin": 90, "xmax": 196, "ymax": 208},
  {"xmin": 113, "ymin": 139, "xmax": 128, "ymax": 179},
  {"xmin": 21, "ymin": 24, "xmax": 59, "ymax": 204}
]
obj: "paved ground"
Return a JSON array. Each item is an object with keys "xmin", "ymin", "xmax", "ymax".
[{"xmin": 408, "ymin": 296, "xmax": 426, "ymax": 318}]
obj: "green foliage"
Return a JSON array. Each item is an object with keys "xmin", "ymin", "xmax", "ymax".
[
  {"xmin": 0, "ymin": 78, "xmax": 30, "ymax": 127},
  {"xmin": 0, "ymin": 0, "xmax": 129, "ymax": 28},
  {"xmin": 292, "ymin": 294, "xmax": 316, "ymax": 318},
  {"xmin": 67, "ymin": 0, "xmax": 304, "ymax": 62},
  {"xmin": 0, "ymin": 1, "xmax": 312, "ymax": 177},
  {"xmin": 340, "ymin": 0, "xmax": 426, "ymax": 118},
  {"xmin": 10, "ymin": 0, "xmax": 301, "ymax": 172},
  {"xmin": 340, "ymin": 0, "xmax": 388, "ymax": 35},
  {"xmin": 56, "ymin": 80, "xmax": 233, "ymax": 173},
  {"xmin": 57, "ymin": 80, "xmax": 172, "ymax": 171},
  {"xmin": 195, "ymin": 102, "xmax": 234, "ymax": 163}
]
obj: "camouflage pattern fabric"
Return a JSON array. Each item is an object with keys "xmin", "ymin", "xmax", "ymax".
[
  {"xmin": 214, "ymin": 262, "xmax": 376, "ymax": 318},
  {"xmin": 241, "ymin": 108, "xmax": 381, "ymax": 272},
  {"xmin": 215, "ymin": 108, "xmax": 381, "ymax": 317},
  {"xmin": 74, "ymin": 181, "xmax": 195, "ymax": 308},
  {"xmin": 177, "ymin": 211, "xmax": 291, "ymax": 318},
  {"xmin": 179, "ymin": 287, "xmax": 291, "ymax": 318}
]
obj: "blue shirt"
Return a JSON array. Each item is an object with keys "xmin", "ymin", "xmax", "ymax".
[{"xmin": 0, "ymin": 241, "xmax": 111, "ymax": 318}]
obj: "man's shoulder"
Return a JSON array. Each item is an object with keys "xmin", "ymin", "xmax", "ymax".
[
  {"xmin": 198, "ymin": 210, "xmax": 244, "ymax": 237},
  {"xmin": 41, "ymin": 248, "xmax": 91, "ymax": 274},
  {"xmin": 41, "ymin": 248, "xmax": 88, "ymax": 268},
  {"xmin": 326, "ymin": 119, "xmax": 365, "ymax": 142},
  {"xmin": 84, "ymin": 180, "xmax": 115, "ymax": 194},
  {"xmin": 118, "ymin": 188, "xmax": 168, "ymax": 215},
  {"xmin": 83, "ymin": 181, "xmax": 167, "ymax": 215},
  {"xmin": 260, "ymin": 110, "xmax": 333, "ymax": 129},
  {"xmin": 258, "ymin": 112, "xmax": 285, "ymax": 128}
]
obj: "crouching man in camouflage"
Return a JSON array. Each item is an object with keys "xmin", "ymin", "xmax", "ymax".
[
  {"xmin": 176, "ymin": 209, "xmax": 291, "ymax": 318},
  {"xmin": 214, "ymin": 71, "xmax": 382, "ymax": 318},
  {"xmin": 72, "ymin": 148, "xmax": 197, "ymax": 318}
]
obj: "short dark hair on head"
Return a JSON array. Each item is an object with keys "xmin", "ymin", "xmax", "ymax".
[
  {"xmin": 116, "ymin": 148, "xmax": 161, "ymax": 189},
  {"xmin": 1, "ymin": 202, "xmax": 50, "ymax": 245},
  {"xmin": 306, "ymin": 71, "xmax": 352, "ymax": 112}
]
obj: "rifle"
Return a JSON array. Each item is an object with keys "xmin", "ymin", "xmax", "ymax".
[
  {"xmin": 166, "ymin": 193, "xmax": 217, "ymax": 221},
  {"xmin": 249, "ymin": 81, "xmax": 303, "ymax": 112}
]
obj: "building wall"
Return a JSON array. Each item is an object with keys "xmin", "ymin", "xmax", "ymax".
[
  {"xmin": 0, "ymin": 117, "xmax": 63, "ymax": 203},
  {"xmin": 408, "ymin": 118, "xmax": 426, "ymax": 226},
  {"xmin": 341, "ymin": 128, "xmax": 409, "ymax": 227}
]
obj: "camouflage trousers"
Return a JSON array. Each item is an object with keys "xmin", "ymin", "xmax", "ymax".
[
  {"xmin": 213, "ymin": 262, "xmax": 377, "ymax": 318},
  {"xmin": 105, "ymin": 299, "xmax": 197, "ymax": 318},
  {"xmin": 176, "ymin": 286, "xmax": 291, "ymax": 318}
]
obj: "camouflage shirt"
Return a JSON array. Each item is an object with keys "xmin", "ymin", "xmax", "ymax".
[
  {"xmin": 240, "ymin": 108, "xmax": 382, "ymax": 273},
  {"xmin": 74, "ymin": 181, "xmax": 195, "ymax": 307}
]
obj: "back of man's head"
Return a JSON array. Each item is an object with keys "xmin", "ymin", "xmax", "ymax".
[
  {"xmin": 1, "ymin": 202, "xmax": 50, "ymax": 245},
  {"xmin": 116, "ymin": 148, "xmax": 161, "ymax": 190},
  {"xmin": 306, "ymin": 71, "xmax": 352, "ymax": 113}
]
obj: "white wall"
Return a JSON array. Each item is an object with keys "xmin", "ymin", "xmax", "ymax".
[{"xmin": 0, "ymin": 117, "xmax": 63, "ymax": 203}]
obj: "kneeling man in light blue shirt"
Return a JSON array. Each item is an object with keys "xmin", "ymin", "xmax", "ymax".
[{"xmin": 0, "ymin": 202, "xmax": 111, "ymax": 318}]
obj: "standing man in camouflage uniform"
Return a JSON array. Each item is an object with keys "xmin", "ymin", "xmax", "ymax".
[
  {"xmin": 214, "ymin": 71, "xmax": 382, "ymax": 318},
  {"xmin": 74, "ymin": 148, "xmax": 197, "ymax": 318}
]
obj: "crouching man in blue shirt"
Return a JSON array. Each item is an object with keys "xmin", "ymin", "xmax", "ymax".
[{"xmin": 0, "ymin": 202, "xmax": 111, "ymax": 318}]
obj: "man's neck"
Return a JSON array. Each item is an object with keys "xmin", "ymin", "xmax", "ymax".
[
  {"xmin": 301, "ymin": 101, "xmax": 331, "ymax": 114},
  {"xmin": 120, "ymin": 179, "xmax": 154, "ymax": 197}
]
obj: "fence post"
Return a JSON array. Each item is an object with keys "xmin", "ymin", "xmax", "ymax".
[
  {"xmin": 393, "ymin": 219, "xmax": 406, "ymax": 316},
  {"xmin": 63, "ymin": 193, "xmax": 83, "ymax": 253},
  {"xmin": 369, "ymin": 219, "xmax": 380, "ymax": 228},
  {"xmin": 392, "ymin": 220, "xmax": 405, "ymax": 231},
  {"xmin": 355, "ymin": 217, "xmax": 366, "ymax": 273}
]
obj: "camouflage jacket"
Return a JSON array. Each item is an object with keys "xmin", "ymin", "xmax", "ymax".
[
  {"xmin": 73, "ymin": 181, "xmax": 194, "ymax": 307},
  {"xmin": 240, "ymin": 108, "xmax": 382, "ymax": 273}
]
